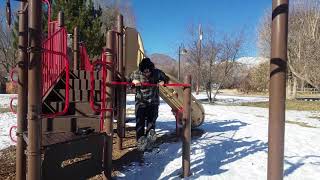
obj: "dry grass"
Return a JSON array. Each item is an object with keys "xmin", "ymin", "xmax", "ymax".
[
  {"xmin": 0, "ymin": 107, "xmax": 12, "ymax": 113},
  {"xmin": 240, "ymin": 100, "xmax": 320, "ymax": 111},
  {"xmin": 285, "ymin": 120, "xmax": 316, "ymax": 128}
]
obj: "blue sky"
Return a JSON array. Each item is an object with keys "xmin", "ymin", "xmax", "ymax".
[
  {"xmin": 131, "ymin": 0, "xmax": 272, "ymax": 59},
  {"xmin": 1, "ymin": 0, "xmax": 272, "ymax": 59}
]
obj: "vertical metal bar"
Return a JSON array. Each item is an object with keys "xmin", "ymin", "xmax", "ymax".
[
  {"xmin": 16, "ymin": 2, "xmax": 28, "ymax": 180},
  {"xmin": 182, "ymin": 75, "xmax": 191, "ymax": 178},
  {"xmin": 73, "ymin": 27, "xmax": 79, "ymax": 70},
  {"xmin": 103, "ymin": 30, "xmax": 115, "ymax": 180},
  {"xmin": 116, "ymin": 14, "xmax": 125, "ymax": 150},
  {"xmin": 268, "ymin": 0, "xmax": 289, "ymax": 180},
  {"xmin": 58, "ymin": 11, "xmax": 64, "ymax": 27},
  {"xmin": 58, "ymin": 11, "xmax": 64, "ymax": 73},
  {"xmin": 27, "ymin": 0, "xmax": 42, "ymax": 179}
]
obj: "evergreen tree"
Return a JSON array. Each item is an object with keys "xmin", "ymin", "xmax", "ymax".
[{"xmin": 51, "ymin": 0, "xmax": 105, "ymax": 57}]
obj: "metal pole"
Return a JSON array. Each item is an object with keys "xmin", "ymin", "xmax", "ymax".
[
  {"xmin": 27, "ymin": 0, "xmax": 42, "ymax": 179},
  {"xmin": 196, "ymin": 25, "xmax": 202, "ymax": 95},
  {"xmin": 116, "ymin": 14, "xmax": 125, "ymax": 150},
  {"xmin": 268, "ymin": 0, "xmax": 289, "ymax": 180},
  {"xmin": 73, "ymin": 27, "xmax": 79, "ymax": 70},
  {"xmin": 16, "ymin": 2, "xmax": 28, "ymax": 180},
  {"xmin": 58, "ymin": 11, "xmax": 64, "ymax": 27},
  {"xmin": 182, "ymin": 75, "xmax": 191, "ymax": 178},
  {"xmin": 178, "ymin": 46, "xmax": 181, "ymax": 81},
  {"xmin": 104, "ymin": 30, "xmax": 115, "ymax": 180}
]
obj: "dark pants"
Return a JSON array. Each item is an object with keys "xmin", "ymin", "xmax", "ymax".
[{"xmin": 135, "ymin": 104, "xmax": 159, "ymax": 140}]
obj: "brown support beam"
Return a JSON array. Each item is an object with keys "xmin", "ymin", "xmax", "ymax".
[
  {"xmin": 27, "ymin": 0, "xmax": 42, "ymax": 180},
  {"xmin": 116, "ymin": 14, "xmax": 125, "ymax": 150},
  {"xmin": 268, "ymin": 0, "xmax": 289, "ymax": 180},
  {"xmin": 103, "ymin": 30, "xmax": 115, "ymax": 180},
  {"xmin": 16, "ymin": 2, "xmax": 28, "ymax": 180},
  {"xmin": 73, "ymin": 27, "xmax": 79, "ymax": 70},
  {"xmin": 182, "ymin": 75, "xmax": 191, "ymax": 178}
]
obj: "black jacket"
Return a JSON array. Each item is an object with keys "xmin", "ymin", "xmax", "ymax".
[{"xmin": 129, "ymin": 69, "xmax": 169, "ymax": 106}]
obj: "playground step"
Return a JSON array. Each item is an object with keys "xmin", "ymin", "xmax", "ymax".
[
  {"xmin": 42, "ymin": 115, "xmax": 100, "ymax": 132},
  {"xmin": 45, "ymin": 89, "xmax": 102, "ymax": 102},
  {"xmin": 70, "ymin": 70, "xmax": 102, "ymax": 80},
  {"xmin": 68, "ymin": 79, "xmax": 102, "ymax": 90},
  {"xmin": 53, "ymin": 79, "xmax": 102, "ymax": 90},
  {"xmin": 47, "ymin": 102, "xmax": 101, "ymax": 116}
]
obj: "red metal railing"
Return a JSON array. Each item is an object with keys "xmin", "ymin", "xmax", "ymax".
[
  {"xmin": 79, "ymin": 44, "xmax": 92, "ymax": 71},
  {"xmin": 42, "ymin": 27, "xmax": 70, "ymax": 118},
  {"xmin": 42, "ymin": 28, "xmax": 68, "ymax": 96},
  {"xmin": 8, "ymin": 0, "xmax": 69, "ymax": 143},
  {"xmin": 89, "ymin": 51, "xmax": 113, "ymax": 131},
  {"xmin": 42, "ymin": 0, "xmax": 59, "ymax": 36}
]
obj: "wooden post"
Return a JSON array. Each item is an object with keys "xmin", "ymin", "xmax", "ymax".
[{"xmin": 182, "ymin": 75, "xmax": 191, "ymax": 177}]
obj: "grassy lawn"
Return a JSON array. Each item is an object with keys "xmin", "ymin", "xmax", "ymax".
[{"xmin": 240, "ymin": 100, "xmax": 320, "ymax": 111}]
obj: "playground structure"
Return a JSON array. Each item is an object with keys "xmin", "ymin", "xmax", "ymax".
[
  {"xmin": 7, "ymin": 0, "xmax": 201, "ymax": 179},
  {"xmin": 5, "ymin": 0, "xmax": 289, "ymax": 179}
]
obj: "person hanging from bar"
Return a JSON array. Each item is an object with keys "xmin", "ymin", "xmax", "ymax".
[{"xmin": 128, "ymin": 57, "xmax": 169, "ymax": 151}]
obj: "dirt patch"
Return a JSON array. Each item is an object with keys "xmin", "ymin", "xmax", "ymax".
[
  {"xmin": 0, "ymin": 127, "xmax": 205, "ymax": 179},
  {"xmin": 0, "ymin": 146, "xmax": 15, "ymax": 180}
]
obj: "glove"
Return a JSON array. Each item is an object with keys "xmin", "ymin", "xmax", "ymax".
[
  {"xmin": 132, "ymin": 80, "xmax": 141, "ymax": 86},
  {"xmin": 159, "ymin": 81, "xmax": 166, "ymax": 87}
]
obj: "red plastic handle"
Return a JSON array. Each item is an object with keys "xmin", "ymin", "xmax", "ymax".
[
  {"xmin": 10, "ymin": 68, "xmax": 18, "ymax": 84},
  {"xmin": 9, "ymin": 126, "xmax": 17, "ymax": 143},
  {"xmin": 10, "ymin": 97, "xmax": 17, "ymax": 114}
]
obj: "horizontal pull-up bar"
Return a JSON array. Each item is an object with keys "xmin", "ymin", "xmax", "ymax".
[{"xmin": 110, "ymin": 81, "xmax": 191, "ymax": 87}]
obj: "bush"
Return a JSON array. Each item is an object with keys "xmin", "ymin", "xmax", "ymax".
[
  {"xmin": 6, "ymin": 82, "xmax": 17, "ymax": 94},
  {"xmin": 239, "ymin": 61, "xmax": 269, "ymax": 93}
]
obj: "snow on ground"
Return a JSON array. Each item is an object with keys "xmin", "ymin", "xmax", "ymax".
[
  {"xmin": 122, "ymin": 93, "xmax": 320, "ymax": 180},
  {"xmin": 1, "ymin": 93, "xmax": 320, "ymax": 179},
  {"xmin": 0, "ymin": 94, "xmax": 17, "ymax": 108},
  {"xmin": 0, "ymin": 113, "xmax": 16, "ymax": 150}
]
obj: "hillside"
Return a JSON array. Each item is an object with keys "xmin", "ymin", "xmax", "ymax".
[{"xmin": 149, "ymin": 53, "xmax": 177, "ymax": 76}]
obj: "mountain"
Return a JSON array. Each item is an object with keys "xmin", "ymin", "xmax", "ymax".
[
  {"xmin": 149, "ymin": 53, "xmax": 177, "ymax": 67},
  {"xmin": 236, "ymin": 57, "xmax": 268, "ymax": 67},
  {"xmin": 149, "ymin": 53, "xmax": 178, "ymax": 76}
]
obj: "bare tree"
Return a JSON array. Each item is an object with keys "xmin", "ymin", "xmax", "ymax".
[
  {"xmin": 184, "ymin": 24, "xmax": 205, "ymax": 94},
  {"xmin": 211, "ymin": 32, "xmax": 244, "ymax": 101},
  {"xmin": 95, "ymin": 0, "xmax": 136, "ymax": 30},
  {"xmin": 258, "ymin": 0, "xmax": 320, "ymax": 98},
  {"xmin": 200, "ymin": 28, "xmax": 218, "ymax": 103},
  {"xmin": 0, "ymin": 9, "xmax": 17, "ymax": 80},
  {"xmin": 184, "ymin": 24, "xmax": 244, "ymax": 102}
]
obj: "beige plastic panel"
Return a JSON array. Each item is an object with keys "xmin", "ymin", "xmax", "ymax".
[
  {"xmin": 159, "ymin": 74, "xmax": 205, "ymax": 128},
  {"xmin": 124, "ymin": 27, "xmax": 146, "ymax": 77}
]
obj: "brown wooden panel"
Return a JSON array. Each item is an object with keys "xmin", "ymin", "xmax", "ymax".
[
  {"xmin": 42, "ymin": 133, "xmax": 105, "ymax": 180},
  {"xmin": 42, "ymin": 116, "xmax": 100, "ymax": 132}
]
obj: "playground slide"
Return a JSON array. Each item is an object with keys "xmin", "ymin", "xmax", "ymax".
[
  {"xmin": 159, "ymin": 74, "xmax": 205, "ymax": 128},
  {"xmin": 124, "ymin": 27, "xmax": 205, "ymax": 128}
]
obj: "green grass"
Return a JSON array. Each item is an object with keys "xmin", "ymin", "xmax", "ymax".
[{"xmin": 240, "ymin": 100, "xmax": 320, "ymax": 111}]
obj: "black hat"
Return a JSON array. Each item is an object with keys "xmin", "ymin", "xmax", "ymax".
[{"xmin": 139, "ymin": 57, "xmax": 154, "ymax": 72}]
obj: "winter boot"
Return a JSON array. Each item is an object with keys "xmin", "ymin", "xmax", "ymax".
[
  {"xmin": 146, "ymin": 129, "xmax": 157, "ymax": 150},
  {"xmin": 137, "ymin": 136, "xmax": 147, "ymax": 151}
]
